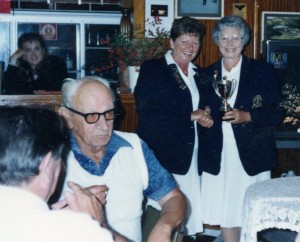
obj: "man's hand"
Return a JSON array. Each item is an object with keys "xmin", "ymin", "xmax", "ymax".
[
  {"xmin": 51, "ymin": 182, "xmax": 106, "ymax": 226},
  {"xmin": 85, "ymin": 184, "xmax": 109, "ymax": 205}
]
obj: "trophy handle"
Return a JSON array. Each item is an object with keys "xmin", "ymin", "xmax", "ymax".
[{"xmin": 212, "ymin": 80, "xmax": 222, "ymax": 99}]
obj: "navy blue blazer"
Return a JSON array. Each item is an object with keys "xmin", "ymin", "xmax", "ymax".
[
  {"xmin": 198, "ymin": 56, "xmax": 284, "ymax": 176},
  {"xmin": 134, "ymin": 57, "xmax": 203, "ymax": 175}
]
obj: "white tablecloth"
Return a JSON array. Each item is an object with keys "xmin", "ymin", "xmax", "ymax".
[{"xmin": 240, "ymin": 177, "xmax": 300, "ymax": 242}]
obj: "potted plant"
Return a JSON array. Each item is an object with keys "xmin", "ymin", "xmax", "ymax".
[
  {"xmin": 280, "ymin": 83, "xmax": 300, "ymax": 129},
  {"xmin": 109, "ymin": 17, "xmax": 170, "ymax": 91}
]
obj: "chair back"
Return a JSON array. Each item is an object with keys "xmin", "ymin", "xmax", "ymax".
[{"xmin": 141, "ymin": 205, "xmax": 184, "ymax": 242}]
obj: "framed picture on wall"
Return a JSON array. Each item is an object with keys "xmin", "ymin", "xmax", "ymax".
[
  {"xmin": 261, "ymin": 12, "xmax": 300, "ymax": 42},
  {"xmin": 175, "ymin": 0, "xmax": 224, "ymax": 19},
  {"xmin": 145, "ymin": 0, "xmax": 174, "ymax": 37}
]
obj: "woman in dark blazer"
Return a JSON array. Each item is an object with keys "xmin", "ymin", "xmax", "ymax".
[
  {"xmin": 134, "ymin": 17, "xmax": 213, "ymax": 236},
  {"xmin": 199, "ymin": 15, "xmax": 284, "ymax": 242}
]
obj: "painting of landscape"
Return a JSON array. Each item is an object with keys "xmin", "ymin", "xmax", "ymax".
[{"xmin": 262, "ymin": 12, "xmax": 300, "ymax": 40}]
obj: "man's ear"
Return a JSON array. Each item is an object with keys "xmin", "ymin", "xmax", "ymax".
[
  {"xmin": 39, "ymin": 151, "xmax": 53, "ymax": 178},
  {"xmin": 38, "ymin": 151, "xmax": 61, "ymax": 200},
  {"xmin": 58, "ymin": 107, "xmax": 73, "ymax": 129},
  {"xmin": 37, "ymin": 151, "xmax": 53, "ymax": 195}
]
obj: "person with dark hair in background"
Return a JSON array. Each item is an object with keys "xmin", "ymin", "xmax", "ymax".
[
  {"xmin": 199, "ymin": 15, "xmax": 284, "ymax": 242},
  {"xmin": 134, "ymin": 16, "xmax": 213, "ymax": 238},
  {"xmin": 2, "ymin": 32, "xmax": 68, "ymax": 94},
  {"xmin": 0, "ymin": 106, "xmax": 114, "ymax": 242}
]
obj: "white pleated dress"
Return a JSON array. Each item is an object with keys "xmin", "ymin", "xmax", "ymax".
[
  {"xmin": 201, "ymin": 58, "xmax": 270, "ymax": 228},
  {"xmin": 172, "ymin": 61, "xmax": 203, "ymax": 236},
  {"xmin": 148, "ymin": 51, "xmax": 203, "ymax": 236}
]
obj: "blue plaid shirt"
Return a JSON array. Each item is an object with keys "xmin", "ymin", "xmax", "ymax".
[{"xmin": 70, "ymin": 131, "xmax": 176, "ymax": 200}]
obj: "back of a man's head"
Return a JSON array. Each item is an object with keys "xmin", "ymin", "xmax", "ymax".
[{"xmin": 0, "ymin": 106, "xmax": 68, "ymax": 186}]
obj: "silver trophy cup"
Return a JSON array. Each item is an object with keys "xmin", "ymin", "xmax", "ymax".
[{"xmin": 213, "ymin": 77, "xmax": 237, "ymax": 113}]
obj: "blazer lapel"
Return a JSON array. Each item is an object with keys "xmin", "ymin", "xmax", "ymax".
[
  {"xmin": 234, "ymin": 56, "xmax": 252, "ymax": 109},
  {"xmin": 168, "ymin": 63, "xmax": 188, "ymax": 90}
]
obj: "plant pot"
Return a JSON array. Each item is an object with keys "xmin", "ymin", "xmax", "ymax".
[{"xmin": 128, "ymin": 65, "xmax": 140, "ymax": 92}]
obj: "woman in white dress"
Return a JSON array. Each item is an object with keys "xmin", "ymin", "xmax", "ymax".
[
  {"xmin": 134, "ymin": 16, "xmax": 213, "ymax": 236},
  {"xmin": 199, "ymin": 15, "xmax": 284, "ymax": 242}
]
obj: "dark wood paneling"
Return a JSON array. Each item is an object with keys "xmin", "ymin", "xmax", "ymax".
[
  {"xmin": 133, "ymin": 0, "xmax": 300, "ymax": 67},
  {"xmin": 273, "ymin": 149, "xmax": 300, "ymax": 177},
  {"xmin": 133, "ymin": 0, "xmax": 145, "ymax": 39},
  {"xmin": 116, "ymin": 93, "xmax": 138, "ymax": 132}
]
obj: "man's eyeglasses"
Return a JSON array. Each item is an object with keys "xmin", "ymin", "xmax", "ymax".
[{"xmin": 65, "ymin": 106, "xmax": 116, "ymax": 124}]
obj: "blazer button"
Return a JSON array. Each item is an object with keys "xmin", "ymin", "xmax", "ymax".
[{"xmin": 240, "ymin": 105, "xmax": 244, "ymax": 109}]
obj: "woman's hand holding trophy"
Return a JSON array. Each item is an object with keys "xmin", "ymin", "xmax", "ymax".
[{"xmin": 213, "ymin": 76, "xmax": 251, "ymax": 124}]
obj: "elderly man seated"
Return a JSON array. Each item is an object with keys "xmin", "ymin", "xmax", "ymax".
[
  {"xmin": 0, "ymin": 106, "xmax": 113, "ymax": 242},
  {"xmin": 56, "ymin": 76, "xmax": 187, "ymax": 242}
]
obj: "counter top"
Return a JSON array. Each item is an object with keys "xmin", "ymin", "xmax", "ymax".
[{"xmin": 273, "ymin": 125, "xmax": 300, "ymax": 148}]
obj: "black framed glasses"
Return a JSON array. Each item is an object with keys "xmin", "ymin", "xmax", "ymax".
[{"xmin": 65, "ymin": 106, "xmax": 116, "ymax": 124}]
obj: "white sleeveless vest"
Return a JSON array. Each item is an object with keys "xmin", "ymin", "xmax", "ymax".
[{"xmin": 61, "ymin": 131, "xmax": 149, "ymax": 242}]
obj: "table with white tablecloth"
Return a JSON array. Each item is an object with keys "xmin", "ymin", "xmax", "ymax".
[{"xmin": 240, "ymin": 177, "xmax": 300, "ymax": 242}]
